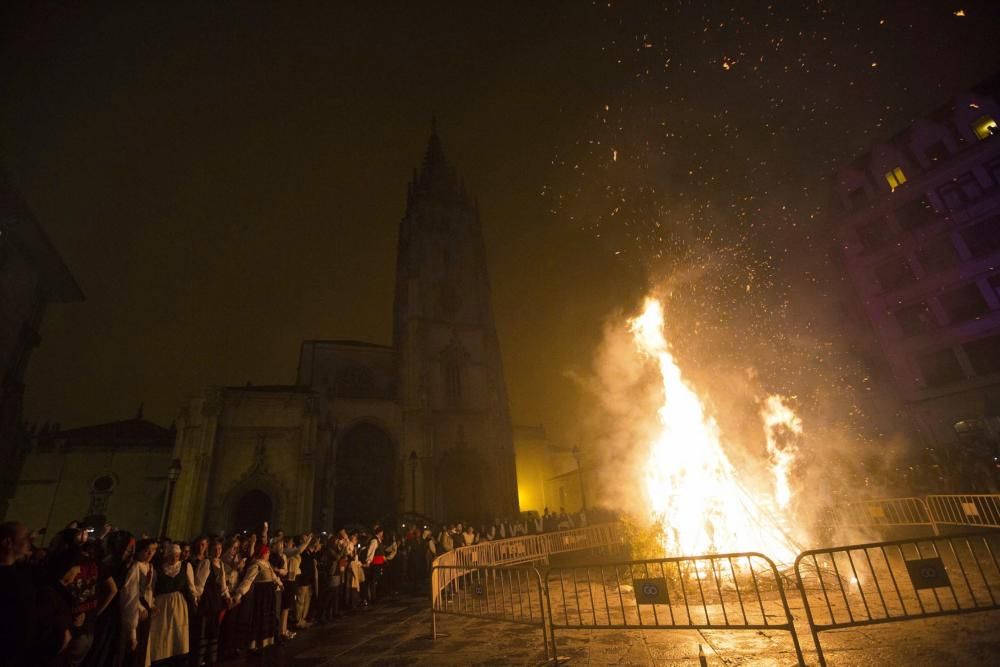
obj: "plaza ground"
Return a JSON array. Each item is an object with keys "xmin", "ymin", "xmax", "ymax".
[{"xmin": 243, "ymin": 593, "xmax": 999, "ymax": 666}]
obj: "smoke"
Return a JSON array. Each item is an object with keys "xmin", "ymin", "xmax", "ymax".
[
  {"xmin": 569, "ymin": 308, "xmax": 664, "ymax": 518},
  {"xmin": 572, "ymin": 262, "xmax": 920, "ymax": 552}
]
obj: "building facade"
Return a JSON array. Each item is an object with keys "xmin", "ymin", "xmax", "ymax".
[
  {"xmin": 834, "ymin": 74, "xmax": 1000, "ymax": 458},
  {"xmin": 0, "ymin": 173, "xmax": 84, "ymax": 518},
  {"xmin": 512, "ymin": 423, "xmax": 590, "ymax": 514},
  {"xmin": 5, "ymin": 412, "xmax": 174, "ymax": 537},
  {"xmin": 167, "ymin": 129, "xmax": 518, "ymax": 538}
]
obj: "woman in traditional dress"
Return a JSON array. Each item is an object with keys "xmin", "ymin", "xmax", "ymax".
[
  {"xmin": 120, "ymin": 539, "xmax": 157, "ymax": 667},
  {"xmin": 186, "ymin": 537, "xmax": 208, "ymax": 667},
  {"xmin": 82, "ymin": 531, "xmax": 134, "ymax": 667},
  {"xmin": 193, "ymin": 538, "xmax": 230, "ymax": 666},
  {"xmin": 217, "ymin": 536, "xmax": 246, "ymax": 660},
  {"xmin": 148, "ymin": 543, "xmax": 194, "ymax": 665},
  {"xmin": 232, "ymin": 543, "xmax": 281, "ymax": 653}
]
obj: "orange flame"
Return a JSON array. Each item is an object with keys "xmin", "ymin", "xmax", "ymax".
[{"xmin": 629, "ymin": 297, "xmax": 800, "ymax": 561}]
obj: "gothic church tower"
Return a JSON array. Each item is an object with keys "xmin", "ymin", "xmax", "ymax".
[{"xmin": 393, "ymin": 124, "xmax": 518, "ymax": 521}]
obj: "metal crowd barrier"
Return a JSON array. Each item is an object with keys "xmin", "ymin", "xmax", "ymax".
[
  {"xmin": 823, "ymin": 496, "xmax": 937, "ymax": 534},
  {"xmin": 430, "ymin": 565, "xmax": 551, "ymax": 660},
  {"xmin": 544, "ymin": 552, "xmax": 805, "ymax": 666},
  {"xmin": 926, "ymin": 494, "xmax": 1000, "ymax": 529},
  {"xmin": 430, "ymin": 523, "xmax": 622, "ymax": 619},
  {"xmin": 795, "ymin": 531, "xmax": 1000, "ymax": 666}
]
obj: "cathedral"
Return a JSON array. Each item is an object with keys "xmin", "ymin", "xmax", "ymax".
[{"xmin": 166, "ymin": 128, "xmax": 518, "ymax": 538}]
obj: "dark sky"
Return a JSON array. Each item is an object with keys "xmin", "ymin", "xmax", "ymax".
[{"xmin": 4, "ymin": 2, "xmax": 1000, "ymax": 443}]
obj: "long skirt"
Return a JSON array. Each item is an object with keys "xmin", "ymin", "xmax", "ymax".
[
  {"xmin": 248, "ymin": 581, "xmax": 277, "ymax": 648},
  {"xmin": 149, "ymin": 591, "xmax": 189, "ymax": 663},
  {"xmin": 81, "ymin": 597, "xmax": 124, "ymax": 667},
  {"xmin": 195, "ymin": 582, "xmax": 226, "ymax": 666},
  {"xmin": 219, "ymin": 587, "xmax": 254, "ymax": 658},
  {"xmin": 125, "ymin": 616, "xmax": 151, "ymax": 667}
]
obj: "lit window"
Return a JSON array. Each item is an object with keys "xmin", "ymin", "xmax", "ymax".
[
  {"xmin": 972, "ymin": 115, "xmax": 997, "ymax": 140},
  {"xmin": 884, "ymin": 167, "xmax": 907, "ymax": 190}
]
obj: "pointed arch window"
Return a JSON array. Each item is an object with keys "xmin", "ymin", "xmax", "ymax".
[
  {"xmin": 444, "ymin": 359, "xmax": 462, "ymax": 407},
  {"xmin": 441, "ymin": 337, "xmax": 468, "ymax": 408}
]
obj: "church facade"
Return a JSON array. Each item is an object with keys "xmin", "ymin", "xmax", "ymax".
[{"xmin": 167, "ymin": 129, "xmax": 518, "ymax": 538}]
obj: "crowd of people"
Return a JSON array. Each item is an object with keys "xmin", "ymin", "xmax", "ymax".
[{"xmin": 0, "ymin": 506, "xmax": 602, "ymax": 667}]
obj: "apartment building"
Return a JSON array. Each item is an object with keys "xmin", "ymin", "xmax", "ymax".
[{"xmin": 834, "ymin": 74, "xmax": 1000, "ymax": 455}]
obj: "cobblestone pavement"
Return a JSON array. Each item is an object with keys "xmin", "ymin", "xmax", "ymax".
[{"xmin": 236, "ymin": 593, "xmax": 1000, "ymax": 666}]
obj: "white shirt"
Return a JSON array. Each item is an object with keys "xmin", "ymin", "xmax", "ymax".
[
  {"xmin": 364, "ymin": 537, "xmax": 379, "ymax": 566},
  {"xmin": 120, "ymin": 561, "xmax": 155, "ymax": 644},
  {"xmin": 283, "ymin": 536, "xmax": 312, "ymax": 578},
  {"xmin": 234, "ymin": 558, "xmax": 279, "ymax": 597},
  {"xmin": 195, "ymin": 558, "xmax": 232, "ymax": 600}
]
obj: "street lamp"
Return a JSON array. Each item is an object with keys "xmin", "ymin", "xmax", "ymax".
[
  {"xmin": 158, "ymin": 458, "xmax": 182, "ymax": 539},
  {"xmin": 409, "ymin": 450, "xmax": 418, "ymax": 513},
  {"xmin": 572, "ymin": 445, "xmax": 588, "ymax": 512}
]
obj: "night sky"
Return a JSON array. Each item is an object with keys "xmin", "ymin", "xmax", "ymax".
[{"xmin": 3, "ymin": 2, "xmax": 1000, "ymax": 446}]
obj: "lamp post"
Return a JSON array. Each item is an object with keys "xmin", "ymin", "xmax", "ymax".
[
  {"xmin": 571, "ymin": 445, "xmax": 587, "ymax": 512},
  {"xmin": 409, "ymin": 450, "xmax": 418, "ymax": 514},
  {"xmin": 158, "ymin": 458, "xmax": 182, "ymax": 539}
]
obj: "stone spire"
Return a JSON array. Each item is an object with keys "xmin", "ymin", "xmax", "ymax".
[{"xmin": 409, "ymin": 118, "xmax": 468, "ymax": 207}]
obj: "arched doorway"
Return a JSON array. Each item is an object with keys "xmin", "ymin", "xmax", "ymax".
[
  {"xmin": 232, "ymin": 489, "xmax": 273, "ymax": 532},
  {"xmin": 440, "ymin": 447, "xmax": 486, "ymax": 523},
  {"xmin": 334, "ymin": 423, "xmax": 395, "ymax": 529}
]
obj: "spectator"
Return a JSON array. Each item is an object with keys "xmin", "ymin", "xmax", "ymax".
[
  {"xmin": 0, "ymin": 521, "xmax": 37, "ymax": 667},
  {"xmin": 0, "ymin": 501, "xmax": 605, "ymax": 664},
  {"xmin": 32, "ymin": 546, "xmax": 81, "ymax": 667},
  {"xmin": 81, "ymin": 531, "xmax": 134, "ymax": 667},
  {"xmin": 276, "ymin": 533, "xmax": 312, "ymax": 640},
  {"xmin": 193, "ymin": 538, "xmax": 229, "ymax": 666},
  {"xmin": 216, "ymin": 536, "xmax": 244, "ymax": 661},
  {"xmin": 186, "ymin": 536, "xmax": 208, "ymax": 667},
  {"xmin": 232, "ymin": 543, "xmax": 280, "ymax": 652},
  {"xmin": 121, "ymin": 539, "xmax": 156, "ymax": 667},
  {"xmin": 364, "ymin": 527, "xmax": 385, "ymax": 603},
  {"xmin": 295, "ymin": 538, "xmax": 319, "ymax": 628},
  {"xmin": 148, "ymin": 543, "xmax": 194, "ymax": 665}
]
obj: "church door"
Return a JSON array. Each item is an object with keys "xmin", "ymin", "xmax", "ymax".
[
  {"xmin": 440, "ymin": 447, "xmax": 486, "ymax": 524},
  {"xmin": 334, "ymin": 423, "xmax": 395, "ymax": 529},
  {"xmin": 232, "ymin": 489, "xmax": 273, "ymax": 532}
]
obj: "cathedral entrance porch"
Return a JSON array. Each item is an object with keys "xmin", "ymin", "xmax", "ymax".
[
  {"xmin": 334, "ymin": 423, "xmax": 396, "ymax": 529},
  {"xmin": 440, "ymin": 447, "xmax": 486, "ymax": 523},
  {"xmin": 231, "ymin": 488, "xmax": 273, "ymax": 532}
]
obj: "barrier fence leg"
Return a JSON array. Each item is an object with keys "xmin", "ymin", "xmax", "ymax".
[
  {"xmin": 540, "ymin": 620, "xmax": 550, "ymax": 663},
  {"xmin": 543, "ymin": 572, "xmax": 560, "ymax": 664},
  {"xmin": 534, "ymin": 568, "xmax": 551, "ymax": 663},
  {"xmin": 788, "ymin": 627, "xmax": 805, "ymax": 667},
  {"xmin": 811, "ymin": 628, "xmax": 826, "ymax": 667},
  {"xmin": 776, "ymin": 590, "xmax": 806, "ymax": 666},
  {"xmin": 430, "ymin": 569, "xmax": 438, "ymax": 640},
  {"xmin": 796, "ymin": 573, "xmax": 826, "ymax": 667}
]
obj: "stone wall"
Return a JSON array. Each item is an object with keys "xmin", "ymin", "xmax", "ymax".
[{"xmin": 8, "ymin": 442, "xmax": 170, "ymax": 538}]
